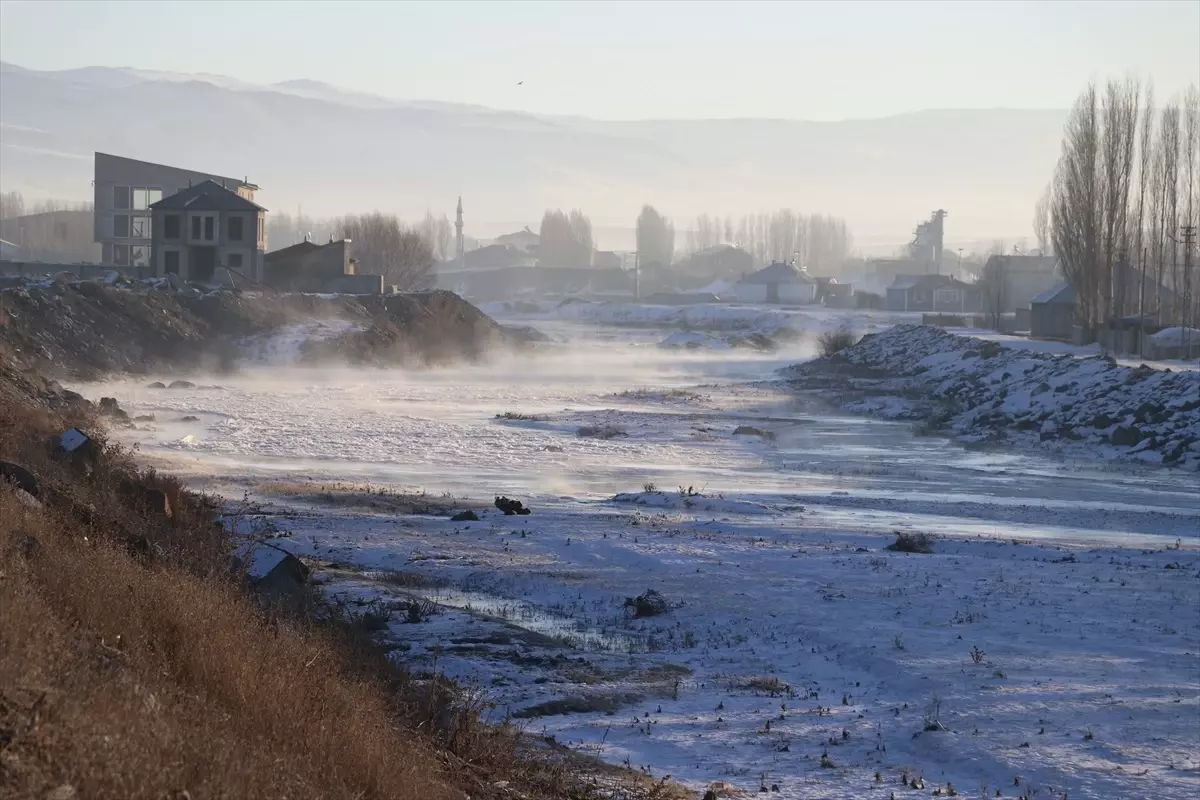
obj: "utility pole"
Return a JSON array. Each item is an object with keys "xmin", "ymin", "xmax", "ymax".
[
  {"xmin": 1183, "ymin": 225, "xmax": 1196, "ymax": 359},
  {"xmin": 633, "ymin": 250, "xmax": 640, "ymax": 302},
  {"xmin": 1137, "ymin": 247, "xmax": 1148, "ymax": 358}
]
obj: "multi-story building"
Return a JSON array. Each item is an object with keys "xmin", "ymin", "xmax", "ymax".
[
  {"xmin": 93, "ymin": 152, "xmax": 258, "ymax": 267},
  {"xmin": 149, "ymin": 180, "xmax": 267, "ymax": 282}
]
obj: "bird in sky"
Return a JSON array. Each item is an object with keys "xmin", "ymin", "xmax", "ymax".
[{"xmin": 516, "ymin": 81, "xmax": 523, "ymax": 86}]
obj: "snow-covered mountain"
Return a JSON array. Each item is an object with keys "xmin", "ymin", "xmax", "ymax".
[{"xmin": 0, "ymin": 62, "xmax": 1066, "ymax": 247}]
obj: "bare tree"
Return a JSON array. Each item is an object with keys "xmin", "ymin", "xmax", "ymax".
[
  {"xmin": 1156, "ymin": 102, "xmax": 1181, "ymax": 323},
  {"xmin": 1134, "ymin": 82, "xmax": 1156, "ymax": 328},
  {"xmin": 980, "ymin": 256, "xmax": 1009, "ymax": 330},
  {"xmin": 636, "ymin": 205, "xmax": 675, "ymax": 266},
  {"xmin": 1, "ymin": 191, "xmax": 26, "ymax": 219},
  {"xmin": 1033, "ymin": 186, "xmax": 1053, "ymax": 257},
  {"xmin": 1051, "ymin": 82, "xmax": 1102, "ymax": 330},
  {"xmin": 1099, "ymin": 77, "xmax": 1140, "ymax": 318},
  {"xmin": 338, "ymin": 212, "xmax": 433, "ymax": 290},
  {"xmin": 539, "ymin": 209, "xmax": 593, "ymax": 266},
  {"xmin": 418, "ymin": 211, "xmax": 454, "ymax": 262}
]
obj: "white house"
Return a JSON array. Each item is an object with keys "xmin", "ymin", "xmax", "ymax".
[{"xmin": 734, "ymin": 262, "xmax": 817, "ymax": 304}]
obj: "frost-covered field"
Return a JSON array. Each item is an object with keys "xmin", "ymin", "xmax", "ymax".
[{"xmin": 76, "ymin": 321, "xmax": 1200, "ymax": 799}]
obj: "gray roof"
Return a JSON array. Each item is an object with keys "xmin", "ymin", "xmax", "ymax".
[
  {"xmin": 888, "ymin": 274, "xmax": 967, "ymax": 291},
  {"xmin": 150, "ymin": 180, "xmax": 265, "ymax": 212},
  {"xmin": 1030, "ymin": 282, "xmax": 1076, "ymax": 305},
  {"xmin": 739, "ymin": 262, "xmax": 814, "ymax": 285}
]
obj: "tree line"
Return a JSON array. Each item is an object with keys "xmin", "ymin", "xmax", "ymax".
[
  {"xmin": 682, "ymin": 210, "xmax": 852, "ymax": 272},
  {"xmin": 266, "ymin": 210, "xmax": 454, "ymax": 290},
  {"xmin": 538, "ymin": 204, "xmax": 851, "ymax": 272},
  {"xmin": 1045, "ymin": 77, "xmax": 1200, "ymax": 330}
]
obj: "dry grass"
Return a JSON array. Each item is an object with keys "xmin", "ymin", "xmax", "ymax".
[
  {"xmin": 1, "ymin": 491, "xmax": 467, "ymax": 798},
  {"xmin": 817, "ymin": 328, "xmax": 860, "ymax": 357},
  {"xmin": 0, "ymin": 362, "xmax": 680, "ymax": 800}
]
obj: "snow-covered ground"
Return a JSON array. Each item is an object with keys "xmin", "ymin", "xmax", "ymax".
[
  {"xmin": 73, "ymin": 321, "xmax": 1200, "ymax": 799},
  {"xmin": 787, "ymin": 325, "xmax": 1200, "ymax": 471}
]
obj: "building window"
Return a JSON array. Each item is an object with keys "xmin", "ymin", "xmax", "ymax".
[
  {"xmin": 130, "ymin": 216, "xmax": 151, "ymax": 239},
  {"xmin": 228, "ymin": 216, "xmax": 244, "ymax": 242},
  {"xmin": 257, "ymin": 215, "xmax": 263, "ymax": 244},
  {"xmin": 131, "ymin": 246, "xmax": 149, "ymax": 267},
  {"xmin": 113, "ymin": 244, "xmax": 129, "ymax": 266},
  {"xmin": 164, "ymin": 250, "xmax": 180, "ymax": 275},
  {"xmin": 114, "ymin": 186, "xmax": 131, "ymax": 210},
  {"xmin": 131, "ymin": 188, "xmax": 163, "ymax": 211},
  {"xmin": 227, "ymin": 253, "xmax": 243, "ymax": 268},
  {"xmin": 164, "ymin": 214, "xmax": 181, "ymax": 239},
  {"xmin": 191, "ymin": 216, "xmax": 202, "ymax": 240},
  {"xmin": 113, "ymin": 214, "xmax": 130, "ymax": 238},
  {"xmin": 203, "ymin": 216, "xmax": 214, "ymax": 241}
]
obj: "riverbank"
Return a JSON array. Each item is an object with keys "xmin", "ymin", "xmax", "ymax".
[
  {"xmin": 0, "ymin": 348, "xmax": 681, "ymax": 799},
  {"xmin": 786, "ymin": 324, "xmax": 1200, "ymax": 471},
  {"xmin": 62, "ymin": 321, "xmax": 1200, "ymax": 798}
]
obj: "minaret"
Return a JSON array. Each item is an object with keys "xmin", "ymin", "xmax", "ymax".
[{"xmin": 455, "ymin": 196, "xmax": 464, "ymax": 270}]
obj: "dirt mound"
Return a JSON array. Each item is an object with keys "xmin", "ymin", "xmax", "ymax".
[{"xmin": 0, "ymin": 283, "xmax": 529, "ymax": 379}]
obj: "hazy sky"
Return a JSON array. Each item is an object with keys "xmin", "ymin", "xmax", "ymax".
[{"xmin": 1, "ymin": 0, "xmax": 1197, "ymax": 120}]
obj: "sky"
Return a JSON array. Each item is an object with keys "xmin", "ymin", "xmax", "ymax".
[{"xmin": 1, "ymin": 0, "xmax": 1198, "ymax": 121}]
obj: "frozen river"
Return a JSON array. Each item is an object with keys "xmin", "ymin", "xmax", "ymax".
[{"xmin": 76, "ymin": 319, "xmax": 1200, "ymax": 798}]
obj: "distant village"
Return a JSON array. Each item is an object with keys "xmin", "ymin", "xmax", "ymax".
[{"xmin": 0, "ymin": 150, "xmax": 1193, "ymax": 359}]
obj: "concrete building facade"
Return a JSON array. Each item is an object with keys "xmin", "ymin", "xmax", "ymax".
[
  {"xmin": 149, "ymin": 181, "xmax": 266, "ymax": 282},
  {"xmin": 93, "ymin": 152, "xmax": 257, "ymax": 268},
  {"xmin": 734, "ymin": 262, "xmax": 817, "ymax": 304}
]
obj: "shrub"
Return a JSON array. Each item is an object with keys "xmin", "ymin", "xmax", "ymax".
[
  {"xmin": 818, "ymin": 329, "xmax": 859, "ymax": 357},
  {"xmin": 886, "ymin": 531, "xmax": 936, "ymax": 554}
]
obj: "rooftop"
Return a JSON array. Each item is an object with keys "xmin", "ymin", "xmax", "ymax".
[{"xmin": 149, "ymin": 180, "xmax": 266, "ymax": 213}]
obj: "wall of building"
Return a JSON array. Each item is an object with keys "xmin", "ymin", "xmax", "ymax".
[
  {"xmin": 778, "ymin": 282, "xmax": 817, "ymax": 304},
  {"xmin": 0, "ymin": 211, "xmax": 101, "ymax": 263},
  {"xmin": 0, "ymin": 260, "xmax": 151, "ymax": 280},
  {"xmin": 152, "ymin": 210, "xmax": 265, "ymax": 282},
  {"xmin": 94, "ymin": 153, "xmax": 254, "ymax": 267},
  {"xmin": 733, "ymin": 283, "xmax": 768, "ymax": 304}
]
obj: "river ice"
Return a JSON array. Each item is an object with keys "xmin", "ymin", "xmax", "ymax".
[{"xmin": 75, "ymin": 318, "xmax": 1200, "ymax": 799}]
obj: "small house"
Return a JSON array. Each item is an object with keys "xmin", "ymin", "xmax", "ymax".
[
  {"xmin": 735, "ymin": 262, "xmax": 817, "ymax": 304},
  {"xmin": 149, "ymin": 180, "xmax": 267, "ymax": 283},
  {"xmin": 1029, "ymin": 283, "xmax": 1077, "ymax": 341},
  {"xmin": 886, "ymin": 274, "xmax": 982, "ymax": 313},
  {"xmin": 262, "ymin": 238, "xmax": 383, "ymax": 293}
]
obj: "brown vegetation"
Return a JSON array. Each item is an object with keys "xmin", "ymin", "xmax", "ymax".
[{"xmin": 0, "ymin": 361, "xmax": 668, "ymax": 800}]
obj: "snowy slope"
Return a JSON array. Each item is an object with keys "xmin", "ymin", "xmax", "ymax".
[{"xmin": 789, "ymin": 325, "xmax": 1200, "ymax": 470}]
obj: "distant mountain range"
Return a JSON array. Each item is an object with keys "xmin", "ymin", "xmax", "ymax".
[{"xmin": 0, "ymin": 61, "xmax": 1067, "ymax": 251}]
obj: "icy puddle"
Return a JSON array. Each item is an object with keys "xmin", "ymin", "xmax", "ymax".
[{"xmin": 75, "ymin": 320, "xmax": 1200, "ymax": 799}]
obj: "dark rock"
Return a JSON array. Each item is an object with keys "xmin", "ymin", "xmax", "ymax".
[
  {"xmin": 167, "ymin": 380, "xmax": 196, "ymax": 389},
  {"xmin": 494, "ymin": 496, "xmax": 531, "ymax": 516},
  {"xmin": 147, "ymin": 381, "xmax": 167, "ymax": 389},
  {"xmin": 18, "ymin": 535, "xmax": 39, "ymax": 559},
  {"xmin": 0, "ymin": 461, "xmax": 39, "ymax": 498},
  {"xmin": 176, "ymin": 415, "xmax": 200, "ymax": 422},
  {"xmin": 55, "ymin": 428, "xmax": 100, "ymax": 472},
  {"xmin": 1109, "ymin": 425, "xmax": 1144, "ymax": 447},
  {"xmin": 98, "ymin": 396, "xmax": 130, "ymax": 422},
  {"xmin": 624, "ymin": 589, "xmax": 669, "ymax": 617},
  {"xmin": 451, "ymin": 509, "xmax": 479, "ymax": 522},
  {"xmin": 1091, "ymin": 413, "xmax": 1113, "ymax": 429},
  {"xmin": 732, "ymin": 425, "xmax": 776, "ymax": 440}
]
